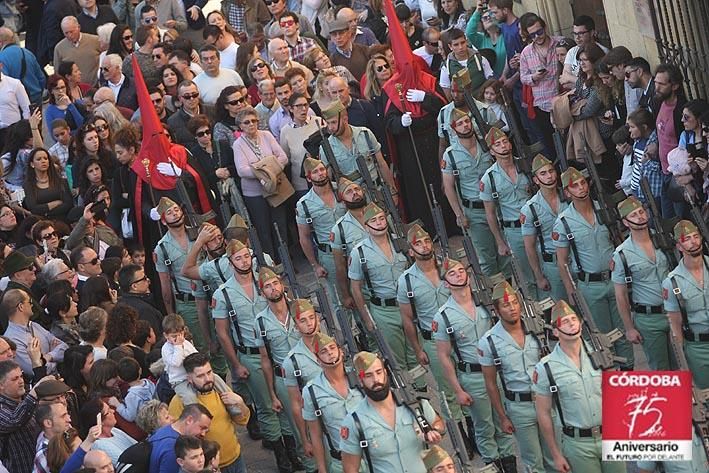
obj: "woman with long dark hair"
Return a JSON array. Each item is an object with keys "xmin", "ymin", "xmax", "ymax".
[
  {"xmin": 188, "ymin": 114, "xmax": 235, "ymax": 192},
  {"xmin": 70, "ymin": 123, "xmax": 116, "ymax": 195},
  {"xmin": 160, "ymin": 64, "xmax": 184, "ymax": 98},
  {"xmin": 437, "ymin": 0, "xmax": 467, "ymax": 31},
  {"xmin": 79, "ymin": 276, "xmax": 117, "ymax": 314},
  {"xmin": 59, "ymin": 344, "xmax": 95, "ymax": 408},
  {"xmin": 1, "ymin": 112, "xmax": 44, "ymax": 192},
  {"xmin": 213, "ymin": 86, "xmax": 248, "ymax": 147},
  {"xmin": 23, "ymin": 147, "xmax": 73, "ymax": 219},
  {"xmin": 235, "ymin": 41, "xmax": 259, "ymax": 88},
  {"xmin": 46, "ymin": 280, "xmax": 80, "ymax": 346},
  {"xmin": 57, "ymin": 61, "xmax": 92, "ymax": 101},
  {"xmin": 76, "ymin": 160, "xmax": 107, "ymax": 205},
  {"xmin": 106, "ymin": 304, "xmax": 149, "ymax": 375},
  {"xmin": 573, "ymin": 43, "xmax": 614, "ymax": 140},
  {"xmin": 45, "ymin": 74, "xmax": 86, "ymax": 132},
  {"xmin": 107, "ymin": 25, "xmax": 133, "ymax": 60}
]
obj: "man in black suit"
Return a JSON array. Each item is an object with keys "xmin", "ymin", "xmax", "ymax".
[
  {"xmin": 100, "ymin": 53, "xmax": 138, "ymax": 111},
  {"xmin": 117, "ymin": 264, "xmax": 164, "ymax": 338}
]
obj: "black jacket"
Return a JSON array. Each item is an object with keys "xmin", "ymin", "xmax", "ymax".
[{"xmin": 118, "ymin": 292, "xmax": 164, "ymax": 337}]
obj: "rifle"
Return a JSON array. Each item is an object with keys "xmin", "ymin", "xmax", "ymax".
[
  {"xmin": 509, "ymin": 255, "xmax": 553, "ymax": 356},
  {"xmin": 232, "ymin": 186, "xmax": 266, "ymax": 268},
  {"xmin": 429, "ymin": 183, "xmax": 449, "ymax": 257},
  {"xmin": 216, "ymin": 180, "xmax": 233, "ymax": 229},
  {"xmin": 273, "ymin": 222, "xmax": 306, "ymax": 298},
  {"xmin": 552, "ymin": 130, "xmax": 568, "ymax": 171},
  {"xmin": 168, "ymin": 160, "xmax": 216, "ymax": 241},
  {"xmin": 440, "ymin": 391, "xmax": 475, "ymax": 473},
  {"xmin": 683, "ymin": 187, "xmax": 709, "ymax": 256},
  {"xmin": 360, "ymin": 306, "xmax": 432, "ymax": 435},
  {"xmin": 668, "ymin": 328, "xmax": 709, "ymax": 462},
  {"xmin": 639, "ymin": 177, "xmax": 679, "ymax": 267},
  {"xmin": 316, "ymin": 120, "xmax": 344, "ymax": 182},
  {"xmin": 563, "ymin": 264, "xmax": 627, "ymax": 370},
  {"xmin": 355, "ymin": 154, "xmax": 409, "ymax": 255},
  {"xmin": 458, "ymin": 226, "xmax": 495, "ymax": 314},
  {"xmin": 580, "ymin": 144, "xmax": 625, "ymax": 246},
  {"xmin": 451, "ymin": 70, "xmax": 504, "ymax": 154},
  {"xmin": 495, "ymin": 85, "xmax": 544, "ymax": 174}
]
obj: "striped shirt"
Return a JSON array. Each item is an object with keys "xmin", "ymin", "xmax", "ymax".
[{"xmin": 519, "ymin": 36, "xmax": 563, "ymax": 112}]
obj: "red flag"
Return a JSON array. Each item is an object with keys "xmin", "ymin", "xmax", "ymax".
[{"xmin": 381, "ymin": 0, "xmax": 443, "ymax": 118}]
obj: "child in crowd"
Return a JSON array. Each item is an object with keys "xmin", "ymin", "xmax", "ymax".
[
  {"xmin": 128, "ymin": 243, "xmax": 146, "ymax": 267},
  {"xmin": 476, "ymin": 79, "xmax": 509, "ymax": 132},
  {"xmin": 201, "ymin": 439, "xmax": 221, "ymax": 473},
  {"xmin": 627, "ymin": 108, "xmax": 660, "ymax": 208},
  {"xmin": 175, "ymin": 435, "xmax": 205, "ymax": 473},
  {"xmin": 111, "ymin": 357, "xmax": 157, "ymax": 422},
  {"xmin": 160, "ymin": 314, "xmax": 238, "ymax": 415},
  {"xmin": 612, "ymin": 124, "xmax": 634, "ymax": 195},
  {"xmin": 48, "ymin": 119, "xmax": 73, "ymax": 181}
]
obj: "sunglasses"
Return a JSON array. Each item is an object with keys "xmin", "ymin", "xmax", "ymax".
[
  {"xmin": 241, "ymin": 119, "xmax": 259, "ymax": 125},
  {"xmin": 131, "ymin": 275, "xmax": 149, "ymax": 285},
  {"xmin": 100, "ymin": 66, "xmax": 111, "ymax": 72},
  {"xmin": 264, "ymin": 0, "xmax": 279, "ymax": 5},
  {"xmin": 573, "ymin": 30, "xmax": 589, "ymax": 36},
  {"xmin": 196, "ymin": 129, "xmax": 212, "ymax": 137},
  {"xmin": 625, "ymin": 68, "xmax": 639, "ymax": 78},
  {"xmin": 250, "ymin": 62, "xmax": 267, "ymax": 72},
  {"xmin": 528, "ymin": 28, "xmax": 545, "ymax": 39},
  {"xmin": 57, "ymin": 267, "xmax": 74, "ymax": 277},
  {"xmin": 152, "ymin": 54, "xmax": 164, "ymax": 60},
  {"xmin": 182, "ymin": 92, "xmax": 200, "ymax": 100},
  {"xmin": 82, "ymin": 257, "xmax": 100, "ymax": 266},
  {"xmin": 95, "ymin": 125, "xmax": 108, "ymax": 132},
  {"xmin": 375, "ymin": 63, "xmax": 390, "ymax": 73},
  {"xmin": 227, "ymin": 97, "xmax": 247, "ymax": 106},
  {"xmin": 41, "ymin": 231, "xmax": 58, "ymax": 240},
  {"xmin": 123, "ymin": 34, "xmax": 133, "ymax": 41},
  {"xmin": 279, "ymin": 19, "xmax": 295, "ymax": 27},
  {"xmin": 292, "ymin": 102, "xmax": 309, "ymax": 109},
  {"xmin": 144, "ymin": 16, "xmax": 158, "ymax": 24}
]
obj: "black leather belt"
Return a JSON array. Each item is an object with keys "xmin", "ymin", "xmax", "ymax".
[
  {"xmin": 502, "ymin": 220, "xmax": 522, "ymax": 228},
  {"xmin": 563, "ymin": 425, "xmax": 602, "ymax": 438},
  {"xmin": 632, "ymin": 303, "xmax": 664, "ymax": 314},
  {"xmin": 542, "ymin": 253, "xmax": 555, "ymax": 263},
  {"xmin": 505, "ymin": 390, "xmax": 533, "ymax": 402},
  {"xmin": 461, "ymin": 198, "xmax": 485, "ymax": 209},
  {"xmin": 576, "ymin": 270, "xmax": 611, "ymax": 282},
  {"xmin": 317, "ymin": 243, "xmax": 332, "ymax": 253},
  {"xmin": 237, "ymin": 346, "xmax": 260, "ymax": 355},
  {"xmin": 175, "ymin": 293, "xmax": 196, "ymax": 302},
  {"xmin": 420, "ymin": 329, "xmax": 432, "ymax": 340},
  {"xmin": 685, "ymin": 331, "xmax": 709, "ymax": 342},
  {"xmin": 370, "ymin": 296, "xmax": 398, "ymax": 307},
  {"xmin": 457, "ymin": 361, "xmax": 482, "ymax": 372}
]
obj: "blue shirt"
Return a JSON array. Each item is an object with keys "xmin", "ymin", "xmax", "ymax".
[
  {"xmin": 0, "ymin": 45, "xmax": 46, "ymax": 102},
  {"xmin": 149, "ymin": 424, "xmax": 180, "ymax": 473}
]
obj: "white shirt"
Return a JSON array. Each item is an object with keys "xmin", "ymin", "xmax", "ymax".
[
  {"xmin": 0, "ymin": 73, "xmax": 30, "ymax": 128},
  {"xmin": 564, "ymin": 42, "xmax": 610, "ymax": 77},
  {"xmin": 107, "ymin": 74, "xmax": 126, "ymax": 100},
  {"xmin": 193, "ymin": 68, "xmax": 244, "ymax": 105},
  {"xmin": 439, "ymin": 52, "xmax": 494, "ymax": 90},
  {"xmin": 219, "ymin": 41, "xmax": 239, "ymax": 71},
  {"xmin": 413, "ymin": 45, "xmax": 434, "ymax": 67}
]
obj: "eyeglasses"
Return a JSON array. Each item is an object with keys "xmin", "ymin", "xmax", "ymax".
[
  {"xmin": 144, "ymin": 16, "xmax": 158, "ymax": 24},
  {"xmin": 57, "ymin": 267, "xmax": 74, "ymax": 277},
  {"xmin": 250, "ymin": 62, "xmax": 267, "ymax": 72},
  {"xmin": 625, "ymin": 68, "xmax": 639, "ymax": 78},
  {"xmin": 131, "ymin": 275, "xmax": 149, "ymax": 285},
  {"xmin": 196, "ymin": 129, "xmax": 212, "ymax": 137},
  {"xmin": 572, "ymin": 30, "xmax": 589, "ymax": 36},
  {"xmin": 375, "ymin": 63, "xmax": 390, "ymax": 73},
  {"xmin": 182, "ymin": 92, "xmax": 200, "ymax": 100},
  {"xmin": 292, "ymin": 102, "xmax": 309, "ymax": 109},
  {"xmin": 152, "ymin": 54, "xmax": 164, "ymax": 60},
  {"xmin": 95, "ymin": 125, "xmax": 108, "ymax": 132},
  {"xmin": 152, "ymin": 97, "xmax": 163, "ymax": 104},
  {"xmin": 227, "ymin": 97, "xmax": 247, "ymax": 106},
  {"xmin": 82, "ymin": 257, "xmax": 100, "ymax": 266},
  {"xmin": 240, "ymin": 119, "xmax": 259, "ymax": 125},
  {"xmin": 528, "ymin": 28, "xmax": 545, "ymax": 39},
  {"xmin": 123, "ymin": 34, "xmax": 133, "ymax": 41},
  {"xmin": 279, "ymin": 19, "xmax": 295, "ymax": 27},
  {"xmin": 681, "ymin": 114, "xmax": 692, "ymax": 122},
  {"xmin": 264, "ymin": 0, "xmax": 279, "ymax": 5},
  {"xmin": 100, "ymin": 66, "xmax": 111, "ymax": 72},
  {"xmin": 41, "ymin": 231, "xmax": 58, "ymax": 240}
]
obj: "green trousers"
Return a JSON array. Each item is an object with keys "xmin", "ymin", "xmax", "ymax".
[
  {"xmin": 176, "ymin": 300, "xmax": 228, "ymax": 377},
  {"xmin": 236, "ymin": 353, "xmax": 292, "ymax": 441},
  {"xmin": 685, "ymin": 341, "xmax": 709, "ymax": 389},
  {"xmin": 464, "ymin": 207, "xmax": 506, "ymax": 277},
  {"xmin": 505, "ymin": 399, "xmax": 557, "ymax": 472},
  {"xmin": 542, "ymin": 259, "xmax": 566, "ymax": 302},
  {"xmin": 633, "ymin": 311, "xmax": 676, "ymax": 370},
  {"xmin": 421, "ymin": 338, "xmax": 463, "ymax": 421},
  {"xmin": 458, "ymin": 371, "xmax": 516, "ymax": 463},
  {"xmin": 275, "ymin": 376, "xmax": 316, "ymax": 470},
  {"xmin": 577, "ymin": 280, "xmax": 634, "ymax": 369},
  {"xmin": 505, "ymin": 227, "xmax": 536, "ymax": 298},
  {"xmin": 368, "ymin": 304, "xmax": 418, "ymax": 372},
  {"xmin": 561, "ymin": 435, "xmax": 625, "ymax": 473}
]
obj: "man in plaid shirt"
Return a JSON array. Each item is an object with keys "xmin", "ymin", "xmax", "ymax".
[{"xmin": 279, "ymin": 11, "xmax": 318, "ymax": 64}]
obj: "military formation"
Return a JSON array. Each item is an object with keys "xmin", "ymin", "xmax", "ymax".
[{"xmin": 151, "ymin": 92, "xmax": 709, "ymax": 473}]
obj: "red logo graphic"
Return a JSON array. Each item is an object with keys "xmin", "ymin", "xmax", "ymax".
[
  {"xmin": 519, "ymin": 213, "xmax": 526, "ymax": 224},
  {"xmin": 551, "ymin": 231, "xmax": 559, "ymax": 241},
  {"xmin": 440, "ymin": 159, "xmax": 446, "ymax": 170},
  {"xmin": 431, "ymin": 320, "xmax": 438, "ymax": 332},
  {"xmin": 340, "ymin": 426, "xmax": 349, "ymax": 439},
  {"xmin": 479, "ymin": 181, "xmax": 485, "ymax": 191},
  {"xmin": 663, "ymin": 288, "xmax": 669, "ymax": 300}
]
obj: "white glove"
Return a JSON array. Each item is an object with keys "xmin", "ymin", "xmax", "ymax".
[
  {"xmin": 156, "ymin": 161, "xmax": 182, "ymax": 177},
  {"xmin": 401, "ymin": 112, "xmax": 412, "ymax": 127},
  {"xmin": 406, "ymin": 89, "xmax": 426, "ymax": 103},
  {"xmin": 150, "ymin": 207, "xmax": 161, "ymax": 221}
]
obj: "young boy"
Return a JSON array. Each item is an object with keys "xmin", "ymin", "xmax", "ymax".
[
  {"xmin": 111, "ymin": 357, "xmax": 157, "ymax": 422},
  {"xmin": 128, "ymin": 243, "xmax": 146, "ymax": 268},
  {"xmin": 48, "ymin": 119, "xmax": 72, "ymax": 179},
  {"xmin": 175, "ymin": 435, "xmax": 205, "ymax": 473},
  {"xmin": 161, "ymin": 314, "xmax": 239, "ymax": 415}
]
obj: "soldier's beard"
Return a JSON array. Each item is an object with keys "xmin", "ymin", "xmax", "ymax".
[
  {"xmin": 413, "ymin": 249, "xmax": 434, "ymax": 260},
  {"xmin": 345, "ymin": 197, "xmax": 367, "ymax": 209},
  {"xmin": 233, "ymin": 263, "xmax": 252, "ymax": 275},
  {"xmin": 688, "ymin": 246, "xmax": 703, "ymax": 257},
  {"xmin": 208, "ymin": 244, "xmax": 226, "ymax": 258},
  {"xmin": 267, "ymin": 291, "xmax": 284, "ymax": 302},
  {"xmin": 312, "ymin": 177, "xmax": 330, "ymax": 187},
  {"xmin": 364, "ymin": 380, "xmax": 391, "ymax": 401},
  {"xmin": 455, "ymin": 128, "xmax": 475, "ymax": 139}
]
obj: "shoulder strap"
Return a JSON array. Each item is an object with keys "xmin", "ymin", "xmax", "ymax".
[
  {"xmin": 404, "ymin": 273, "xmax": 420, "ymax": 330},
  {"xmin": 337, "ymin": 221, "xmax": 347, "ymax": 252},
  {"xmin": 440, "ymin": 310, "xmax": 464, "ymax": 363},
  {"xmin": 486, "ymin": 334, "xmax": 508, "ymax": 393},
  {"xmin": 290, "ymin": 353, "xmax": 305, "ymax": 391},
  {"xmin": 446, "ymin": 149, "xmax": 462, "ymax": 201},
  {"xmin": 488, "ymin": 171, "xmax": 503, "ymax": 224},
  {"xmin": 300, "ymin": 201, "xmax": 319, "ymax": 245},
  {"xmin": 528, "ymin": 202, "xmax": 546, "ymax": 255},
  {"xmin": 351, "ymin": 412, "xmax": 373, "ymax": 473},
  {"xmin": 357, "ymin": 245, "xmax": 373, "ymax": 293},
  {"xmin": 617, "ymin": 250, "xmax": 633, "ymax": 303},
  {"xmin": 257, "ymin": 317, "xmax": 274, "ymax": 367},
  {"xmin": 159, "ymin": 243, "xmax": 179, "ymax": 295},
  {"xmin": 307, "ymin": 384, "xmax": 339, "ymax": 457},
  {"xmin": 542, "ymin": 361, "xmax": 567, "ymax": 428},
  {"xmin": 214, "ymin": 258, "xmax": 227, "ymax": 285},
  {"xmin": 559, "ymin": 216, "xmax": 583, "ymax": 274},
  {"xmin": 222, "ymin": 287, "xmax": 244, "ymax": 346},
  {"xmin": 440, "ymin": 110, "xmax": 450, "ymax": 145},
  {"xmin": 670, "ymin": 276, "xmax": 691, "ymax": 336}
]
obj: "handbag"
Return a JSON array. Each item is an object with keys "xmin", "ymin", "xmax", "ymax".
[{"xmin": 250, "ymin": 155, "xmax": 295, "ymax": 207}]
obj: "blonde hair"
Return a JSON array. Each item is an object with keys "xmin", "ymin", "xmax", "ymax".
[
  {"xmin": 313, "ymin": 68, "xmax": 338, "ymax": 101},
  {"xmin": 364, "ymin": 54, "xmax": 389, "ymax": 100}
]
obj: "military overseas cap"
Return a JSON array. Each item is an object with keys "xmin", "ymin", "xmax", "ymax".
[
  {"xmin": 560, "ymin": 167, "xmax": 585, "ymax": 189},
  {"xmin": 452, "ymin": 68, "xmax": 472, "ymax": 89},
  {"xmin": 617, "ymin": 196, "xmax": 643, "ymax": 219},
  {"xmin": 492, "ymin": 280, "xmax": 516, "ymax": 302},
  {"xmin": 322, "ymin": 99, "xmax": 346, "ymax": 120},
  {"xmin": 485, "ymin": 127, "xmax": 507, "ymax": 147},
  {"xmin": 157, "ymin": 197, "xmax": 178, "ymax": 217},
  {"xmin": 363, "ymin": 202, "xmax": 385, "ymax": 222},
  {"xmin": 258, "ymin": 266, "xmax": 280, "ymax": 288},
  {"xmin": 226, "ymin": 239, "xmax": 247, "ymax": 256},
  {"xmin": 531, "ymin": 154, "xmax": 553, "ymax": 175},
  {"xmin": 442, "ymin": 257, "xmax": 464, "ymax": 273},
  {"xmin": 303, "ymin": 157, "xmax": 324, "ymax": 177},
  {"xmin": 674, "ymin": 219, "xmax": 699, "ymax": 242},
  {"xmin": 551, "ymin": 299, "xmax": 577, "ymax": 324},
  {"xmin": 293, "ymin": 298, "xmax": 314, "ymax": 320},
  {"xmin": 313, "ymin": 331, "xmax": 336, "ymax": 353},
  {"xmin": 407, "ymin": 223, "xmax": 429, "ymax": 245},
  {"xmin": 422, "ymin": 445, "xmax": 452, "ymax": 471},
  {"xmin": 227, "ymin": 213, "xmax": 247, "ymax": 230},
  {"xmin": 353, "ymin": 351, "xmax": 378, "ymax": 376},
  {"xmin": 337, "ymin": 176, "xmax": 357, "ymax": 199},
  {"xmin": 450, "ymin": 107, "xmax": 469, "ymax": 124},
  {"xmin": 1, "ymin": 251, "xmax": 35, "ymax": 277}
]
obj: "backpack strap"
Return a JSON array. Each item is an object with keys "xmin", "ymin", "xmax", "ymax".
[
  {"xmin": 357, "ymin": 245, "xmax": 373, "ymax": 294},
  {"xmin": 440, "ymin": 310, "xmax": 464, "ymax": 363},
  {"xmin": 337, "ymin": 221, "xmax": 348, "ymax": 252},
  {"xmin": 528, "ymin": 202, "xmax": 546, "ymax": 256},
  {"xmin": 670, "ymin": 276, "xmax": 691, "ymax": 337}
]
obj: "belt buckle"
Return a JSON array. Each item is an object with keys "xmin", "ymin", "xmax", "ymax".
[
  {"xmin": 591, "ymin": 425, "xmax": 601, "ymax": 437},
  {"xmin": 602, "ymin": 271, "xmax": 610, "ymax": 281}
]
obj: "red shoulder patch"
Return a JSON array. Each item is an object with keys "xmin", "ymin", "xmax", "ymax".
[
  {"xmin": 440, "ymin": 159, "xmax": 447, "ymax": 170},
  {"xmin": 609, "ymin": 259, "xmax": 615, "ymax": 271},
  {"xmin": 340, "ymin": 426, "xmax": 349, "ymax": 439},
  {"xmin": 663, "ymin": 287, "xmax": 669, "ymax": 300},
  {"xmin": 152, "ymin": 252, "xmax": 158, "ymax": 264},
  {"xmin": 519, "ymin": 213, "xmax": 526, "ymax": 224},
  {"xmin": 211, "ymin": 298, "xmax": 217, "ymax": 309},
  {"xmin": 191, "ymin": 281, "xmax": 197, "ymax": 290},
  {"xmin": 479, "ymin": 181, "xmax": 485, "ymax": 192},
  {"xmin": 431, "ymin": 320, "xmax": 439, "ymax": 332},
  {"xmin": 551, "ymin": 231, "xmax": 559, "ymax": 241},
  {"xmin": 532, "ymin": 370, "xmax": 538, "ymax": 384},
  {"xmin": 329, "ymin": 232, "xmax": 335, "ymax": 242},
  {"xmin": 477, "ymin": 348, "xmax": 484, "ymax": 357}
]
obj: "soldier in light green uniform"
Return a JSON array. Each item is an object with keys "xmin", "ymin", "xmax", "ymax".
[
  {"xmin": 433, "ymin": 257, "xmax": 516, "ymax": 470},
  {"xmin": 349, "ymin": 203, "xmax": 414, "ymax": 372},
  {"xmin": 396, "ymin": 224, "xmax": 461, "ymax": 424},
  {"xmin": 319, "ymin": 100, "xmax": 396, "ymax": 192},
  {"xmin": 296, "ymin": 158, "xmax": 347, "ymax": 307},
  {"xmin": 153, "ymin": 198, "xmax": 220, "ymax": 371},
  {"xmin": 441, "ymin": 108, "xmax": 499, "ymax": 277},
  {"xmin": 254, "ymin": 267, "xmax": 306, "ymax": 472},
  {"xmin": 331, "ymin": 178, "xmax": 368, "ymax": 311},
  {"xmin": 339, "ymin": 351, "xmax": 446, "ymax": 473},
  {"xmin": 612, "ymin": 196, "xmax": 674, "ymax": 370},
  {"xmin": 211, "ymin": 240, "xmax": 291, "ymax": 471},
  {"xmin": 479, "ymin": 127, "xmax": 535, "ymax": 294},
  {"xmin": 479, "ymin": 281, "xmax": 556, "ymax": 473},
  {"xmin": 534, "ymin": 300, "xmax": 625, "ymax": 473},
  {"xmin": 520, "ymin": 155, "xmax": 568, "ymax": 301},
  {"xmin": 662, "ymin": 220, "xmax": 709, "ymax": 389},
  {"xmin": 302, "ymin": 332, "xmax": 365, "ymax": 473},
  {"xmin": 553, "ymin": 168, "xmax": 634, "ymax": 369}
]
